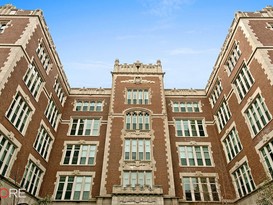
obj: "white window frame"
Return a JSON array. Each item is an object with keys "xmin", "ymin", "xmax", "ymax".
[
  {"xmin": 209, "ymin": 78, "xmax": 223, "ymax": 108},
  {"xmin": 174, "ymin": 119, "xmax": 206, "ymax": 137},
  {"xmin": 74, "ymin": 100, "xmax": 103, "ymax": 112},
  {"xmin": 225, "ymin": 41, "xmax": 241, "ymax": 75},
  {"xmin": 215, "ymin": 99, "xmax": 231, "ymax": 132},
  {"xmin": 0, "ymin": 21, "xmax": 9, "ymax": 33},
  {"xmin": 124, "ymin": 138, "xmax": 151, "ymax": 161},
  {"xmin": 126, "ymin": 89, "xmax": 150, "ymax": 105},
  {"xmin": 5, "ymin": 86, "xmax": 35, "ymax": 135},
  {"xmin": 36, "ymin": 40, "xmax": 52, "ymax": 74},
  {"xmin": 69, "ymin": 118, "xmax": 101, "ymax": 136},
  {"xmin": 45, "ymin": 98, "xmax": 60, "ymax": 130},
  {"xmin": 54, "ymin": 171, "xmax": 95, "ymax": 201},
  {"xmin": 125, "ymin": 111, "xmax": 150, "ymax": 131},
  {"xmin": 62, "ymin": 141, "xmax": 99, "ymax": 165},
  {"xmin": 172, "ymin": 101, "xmax": 201, "ymax": 113},
  {"xmin": 53, "ymin": 77, "xmax": 66, "ymax": 106},
  {"xmin": 122, "ymin": 170, "xmax": 153, "ymax": 188}
]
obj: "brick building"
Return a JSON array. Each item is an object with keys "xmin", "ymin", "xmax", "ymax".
[{"xmin": 0, "ymin": 4, "xmax": 273, "ymax": 205}]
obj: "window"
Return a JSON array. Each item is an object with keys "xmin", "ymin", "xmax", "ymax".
[
  {"xmin": 63, "ymin": 144, "xmax": 96, "ymax": 165},
  {"xmin": 260, "ymin": 139, "xmax": 273, "ymax": 178},
  {"xmin": 0, "ymin": 22, "xmax": 8, "ymax": 33},
  {"xmin": 182, "ymin": 176, "xmax": 220, "ymax": 201},
  {"xmin": 23, "ymin": 63, "xmax": 43, "ymax": 99},
  {"xmin": 173, "ymin": 102, "xmax": 200, "ymax": 112},
  {"xmin": 124, "ymin": 139, "xmax": 151, "ymax": 161},
  {"xmin": 53, "ymin": 78, "xmax": 65, "ymax": 105},
  {"xmin": 245, "ymin": 95, "xmax": 271, "ymax": 136},
  {"xmin": 45, "ymin": 99, "xmax": 59, "ymax": 129},
  {"xmin": 216, "ymin": 100, "xmax": 231, "ymax": 131},
  {"xmin": 123, "ymin": 171, "xmax": 152, "ymax": 187},
  {"xmin": 126, "ymin": 112, "xmax": 150, "ymax": 130},
  {"xmin": 70, "ymin": 118, "xmax": 100, "ymax": 136},
  {"xmin": 178, "ymin": 145, "xmax": 212, "ymax": 166},
  {"xmin": 210, "ymin": 79, "xmax": 223, "ymax": 107},
  {"xmin": 233, "ymin": 63, "xmax": 254, "ymax": 101},
  {"xmin": 6, "ymin": 93, "xmax": 32, "ymax": 133},
  {"xmin": 21, "ymin": 161, "xmax": 43, "ymax": 196},
  {"xmin": 225, "ymin": 42, "xmax": 241, "ymax": 74},
  {"xmin": 175, "ymin": 119, "xmax": 205, "ymax": 137},
  {"xmin": 0, "ymin": 134, "xmax": 16, "ymax": 176},
  {"xmin": 223, "ymin": 128, "xmax": 243, "ymax": 162},
  {"xmin": 75, "ymin": 101, "xmax": 103, "ymax": 112},
  {"xmin": 55, "ymin": 176, "xmax": 92, "ymax": 200},
  {"xmin": 232, "ymin": 162, "xmax": 255, "ymax": 197},
  {"xmin": 33, "ymin": 126, "xmax": 52, "ymax": 160},
  {"xmin": 36, "ymin": 42, "xmax": 51, "ymax": 72},
  {"xmin": 127, "ymin": 89, "xmax": 149, "ymax": 104}
]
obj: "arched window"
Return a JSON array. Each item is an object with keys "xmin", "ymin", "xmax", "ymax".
[{"xmin": 125, "ymin": 111, "xmax": 150, "ymax": 130}]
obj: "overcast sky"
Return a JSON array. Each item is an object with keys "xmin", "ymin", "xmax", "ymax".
[{"xmin": 2, "ymin": 0, "xmax": 273, "ymax": 89}]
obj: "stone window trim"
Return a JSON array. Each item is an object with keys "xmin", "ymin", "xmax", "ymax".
[
  {"xmin": 214, "ymin": 97, "xmax": 232, "ymax": 133},
  {"xmin": 73, "ymin": 99, "xmax": 104, "ymax": 112},
  {"xmin": 60, "ymin": 140, "xmax": 99, "ymax": 166},
  {"xmin": 176, "ymin": 142, "xmax": 215, "ymax": 167},
  {"xmin": 224, "ymin": 40, "xmax": 242, "ymax": 76},
  {"xmin": 5, "ymin": 85, "xmax": 36, "ymax": 136},
  {"xmin": 0, "ymin": 122, "xmax": 21, "ymax": 178},
  {"xmin": 171, "ymin": 101, "xmax": 202, "ymax": 113},
  {"xmin": 173, "ymin": 117, "xmax": 208, "ymax": 137},
  {"xmin": 33, "ymin": 120, "xmax": 55, "ymax": 162},
  {"xmin": 179, "ymin": 172, "xmax": 221, "ymax": 202},
  {"xmin": 67, "ymin": 117, "xmax": 102, "ymax": 136},
  {"xmin": 229, "ymin": 157, "xmax": 256, "ymax": 198},
  {"xmin": 241, "ymin": 88, "xmax": 272, "ymax": 138},
  {"xmin": 36, "ymin": 38, "xmax": 53, "ymax": 74},
  {"xmin": 21, "ymin": 154, "xmax": 46, "ymax": 196},
  {"xmin": 231, "ymin": 61, "xmax": 255, "ymax": 103},
  {"xmin": 220, "ymin": 122, "xmax": 243, "ymax": 163},
  {"xmin": 125, "ymin": 88, "xmax": 151, "ymax": 105},
  {"xmin": 255, "ymin": 131, "xmax": 273, "ymax": 179},
  {"xmin": 53, "ymin": 171, "xmax": 96, "ymax": 201},
  {"xmin": 23, "ymin": 60, "xmax": 45, "ymax": 101}
]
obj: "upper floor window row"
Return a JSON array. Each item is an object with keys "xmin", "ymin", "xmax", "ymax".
[
  {"xmin": 126, "ymin": 112, "xmax": 150, "ymax": 131},
  {"xmin": 53, "ymin": 78, "xmax": 66, "ymax": 105},
  {"xmin": 70, "ymin": 118, "xmax": 100, "ymax": 136},
  {"xmin": 175, "ymin": 119, "xmax": 205, "ymax": 137},
  {"xmin": 36, "ymin": 42, "xmax": 51, "ymax": 72},
  {"xmin": 124, "ymin": 139, "xmax": 151, "ymax": 161},
  {"xmin": 245, "ymin": 94, "xmax": 271, "ymax": 136},
  {"xmin": 127, "ymin": 89, "xmax": 149, "ymax": 105},
  {"xmin": 75, "ymin": 100, "xmax": 102, "ymax": 112},
  {"xmin": 45, "ymin": 99, "xmax": 59, "ymax": 129},
  {"xmin": 173, "ymin": 102, "xmax": 200, "ymax": 113},
  {"xmin": 233, "ymin": 63, "xmax": 254, "ymax": 101},
  {"xmin": 210, "ymin": 79, "xmax": 223, "ymax": 107},
  {"xmin": 225, "ymin": 42, "xmax": 241, "ymax": 74},
  {"xmin": 23, "ymin": 63, "xmax": 43, "ymax": 99}
]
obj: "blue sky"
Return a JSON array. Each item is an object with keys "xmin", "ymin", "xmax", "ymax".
[{"xmin": 2, "ymin": 1, "xmax": 273, "ymax": 89}]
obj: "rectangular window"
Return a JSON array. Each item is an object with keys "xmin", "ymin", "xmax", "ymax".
[
  {"xmin": 178, "ymin": 145, "xmax": 212, "ymax": 166},
  {"xmin": 53, "ymin": 78, "xmax": 65, "ymax": 105},
  {"xmin": 36, "ymin": 43, "xmax": 51, "ymax": 72},
  {"xmin": 126, "ymin": 112, "xmax": 150, "ymax": 130},
  {"xmin": 23, "ymin": 64, "xmax": 43, "ymax": 99},
  {"xmin": 70, "ymin": 118, "xmax": 100, "ymax": 136},
  {"xmin": 75, "ymin": 101, "xmax": 103, "ymax": 112},
  {"xmin": 245, "ymin": 95, "xmax": 271, "ymax": 136},
  {"xmin": 63, "ymin": 144, "xmax": 96, "ymax": 165},
  {"xmin": 55, "ymin": 176, "xmax": 92, "ymax": 200},
  {"xmin": 33, "ymin": 126, "xmax": 52, "ymax": 160},
  {"xmin": 173, "ymin": 102, "xmax": 200, "ymax": 112},
  {"xmin": 6, "ymin": 93, "xmax": 32, "ymax": 133},
  {"xmin": 175, "ymin": 119, "xmax": 205, "ymax": 137},
  {"xmin": 123, "ymin": 171, "xmax": 152, "ymax": 187},
  {"xmin": 127, "ymin": 89, "xmax": 149, "ymax": 104},
  {"xmin": 260, "ymin": 139, "xmax": 273, "ymax": 178},
  {"xmin": 233, "ymin": 64, "xmax": 254, "ymax": 101},
  {"xmin": 210, "ymin": 79, "xmax": 223, "ymax": 107},
  {"xmin": 45, "ymin": 99, "xmax": 59, "ymax": 129},
  {"xmin": 124, "ymin": 139, "xmax": 151, "ymax": 161},
  {"xmin": 225, "ymin": 42, "xmax": 241, "ymax": 74},
  {"xmin": 232, "ymin": 162, "xmax": 255, "ymax": 197},
  {"xmin": 0, "ymin": 134, "xmax": 16, "ymax": 176},
  {"xmin": 0, "ymin": 21, "xmax": 8, "ymax": 33},
  {"xmin": 216, "ymin": 100, "xmax": 231, "ymax": 131},
  {"xmin": 223, "ymin": 128, "xmax": 242, "ymax": 162},
  {"xmin": 21, "ymin": 161, "xmax": 43, "ymax": 196},
  {"xmin": 182, "ymin": 176, "xmax": 220, "ymax": 201}
]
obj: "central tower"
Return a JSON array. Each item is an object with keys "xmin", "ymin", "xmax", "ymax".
[{"xmin": 99, "ymin": 60, "xmax": 175, "ymax": 204}]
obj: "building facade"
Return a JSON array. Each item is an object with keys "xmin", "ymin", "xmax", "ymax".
[{"xmin": 0, "ymin": 4, "xmax": 273, "ymax": 205}]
